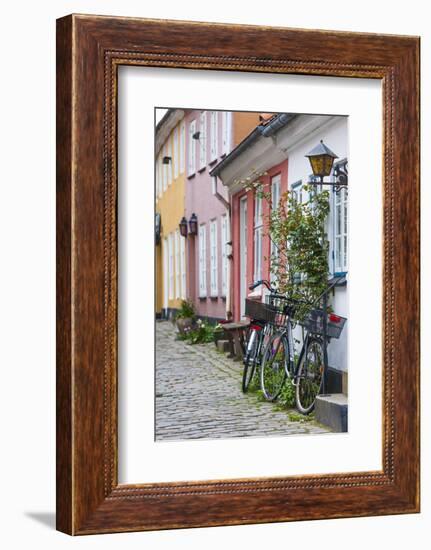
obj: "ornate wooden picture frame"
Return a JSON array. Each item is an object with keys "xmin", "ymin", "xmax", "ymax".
[{"xmin": 56, "ymin": 14, "xmax": 420, "ymax": 535}]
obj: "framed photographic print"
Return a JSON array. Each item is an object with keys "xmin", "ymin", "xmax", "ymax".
[{"xmin": 56, "ymin": 14, "xmax": 420, "ymax": 535}]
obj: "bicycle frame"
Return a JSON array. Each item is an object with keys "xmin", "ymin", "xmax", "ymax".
[
  {"xmin": 271, "ymin": 318, "xmax": 319, "ymax": 385},
  {"xmin": 245, "ymin": 321, "xmax": 273, "ymax": 365}
]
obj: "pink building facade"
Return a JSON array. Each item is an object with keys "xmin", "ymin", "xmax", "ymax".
[
  {"xmin": 184, "ymin": 110, "xmax": 260, "ymax": 321},
  {"xmin": 230, "ymin": 160, "xmax": 288, "ymax": 321},
  {"xmin": 184, "ymin": 109, "xmax": 229, "ymax": 321}
]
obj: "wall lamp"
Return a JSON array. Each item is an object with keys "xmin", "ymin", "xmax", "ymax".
[
  {"xmin": 305, "ymin": 140, "xmax": 348, "ymax": 192},
  {"xmin": 179, "ymin": 216, "xmax": 188, "ymax": 238},
  {"xmin": 188, "ymin": 213, "xmax": 198, "ymax": 236}
]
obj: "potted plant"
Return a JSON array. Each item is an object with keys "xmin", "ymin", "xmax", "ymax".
[{"xmin": 175, "ymin": 299, "xmax": 196, "ymax": 334}]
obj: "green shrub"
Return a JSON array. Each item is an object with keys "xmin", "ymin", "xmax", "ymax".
[
  {"xmin": 175, "ymin": 299, "xmax": 196, "ymax": 320},
  {"xmin": 178, "ymin": 319, "xmax": 218, "ymax": 345},
  {"xmin": 277, "ymin": 380, "xmax": 296, "ymax": 409}
]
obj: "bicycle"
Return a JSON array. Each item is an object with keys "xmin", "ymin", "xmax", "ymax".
[
  {"xmin": 242, "ymin": 279, "xmax": 282, "ymax": 393},
  {"xmin": 259, "ymin": 278, "xmax": 347, "ymax": 414}
]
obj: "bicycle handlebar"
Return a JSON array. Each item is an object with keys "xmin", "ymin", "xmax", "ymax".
[
  {"xmin": 248, "ymin": 279, "xmax": 274, "ymax": 292},
  {"xmin": 249, "ymin": 275, "xmax": 346, "ymax": 309}
]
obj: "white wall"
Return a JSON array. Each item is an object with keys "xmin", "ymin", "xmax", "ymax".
[
  {"xmin": 0, "ymin": 1, "xmax": 428, "ymax": 549},
  {"xmin": 286, "ymin": 117, "xmax": 349, "ymax": 372}
]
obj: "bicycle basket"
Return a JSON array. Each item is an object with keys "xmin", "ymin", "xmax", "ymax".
[
  {"xmin": 244, "ymin": 295, "xmax": 290, "ymax": 326},
  {"xmin": 244, "ymin": 299, "xmax": 276, "ymax": 323},
  {"xmin": 301, "ymin": 309, "xmax": 347, "ymax": 339},
  {"xmin": 265, "ymin": 294, "xmax": 294, "ymax": 327}
]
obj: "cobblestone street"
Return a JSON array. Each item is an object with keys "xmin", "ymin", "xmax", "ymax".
[{"xmin": 155, "ymin": 321, "xmax": 330, "ymax": 441}]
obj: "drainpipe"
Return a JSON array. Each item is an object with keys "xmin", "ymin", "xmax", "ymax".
[
  {"xmin": 211, "ymin": 175, "xmax": 230, "ymax": 210},
  {"xmin": 224, "ymin": 208, "xmax": 233, "ymax": 321},
  {"xmin": 212, "ymin": 175, "xmax": 231, "ymax": 320}
]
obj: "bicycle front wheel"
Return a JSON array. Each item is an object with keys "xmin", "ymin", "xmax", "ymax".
[
  {"xmin": 260, "ymin": 332, "xmax": 289, "ymax": 401},
  {"xmin": 242, "ymin": 327, "xmax": 259, "ymax": 393},
  {"xmin": 295, "ymin": 337, "xmax": 324, "ymax": 414}
]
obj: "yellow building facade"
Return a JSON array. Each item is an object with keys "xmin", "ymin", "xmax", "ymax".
[{"xmin": 155, "ymin": 110, "xmax": 187, "ymax": 318}]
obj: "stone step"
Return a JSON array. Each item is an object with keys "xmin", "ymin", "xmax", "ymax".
[{"xmin": 315, "ymin": 393, "xmax": 348, "ymax": 433}]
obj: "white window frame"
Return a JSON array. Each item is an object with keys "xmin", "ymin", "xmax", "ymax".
[
  {"xmin": 334, "ymin": 186, "xmax": 348, "ymax": 273},
  {"xmin": 270, "ymin": 175, "xmax": 281, "ymax": 282},
  {"xmin": 253, "ymin": 194, "xmax": 263, "ymax": 282},
  {"xmin": 291, "ymin": 179, "xmax": 303, "ymax": 203},
  {"xmin": 155, "ymin": 154, "xmax": 160, "ymax": 198},
  {"xmin": 180, "ymin": 234, "xmax": 186, "ymax": 299},
  {"xmin": 210, "ymin": 111, "xmax": 218, "ymax": 162},
  {"xmin": 210, "ymin": 220, "xmax": 218, "ymax": 297},
  {"xmin": 168, "ymin": 233, "xmax": 174, "ymax": 300},
  {"xmin": 167, "ymin": 137, "xmax": 173, "ymax": 185},
  {"xmin": 175, "ymin": 230, "xmax": 181, "ymax": 299},
  {"xmin": 173, "ymin": 125, "xmax": 179, "ymax": 180},
  {"xmin": 198, "ymin": 224, "xmax": 207, "ymax": 297},
  {"xmin": 188, "ymin": 120, "xmax": 196, "ymax": 176},
  {"xmin": 291, "ymin": 179, "xmax": 307, "ymax": 283},
  {"xmin": 180, "ymin": 120, "xmax": 185, "ymax": 174},
  {"xmin": 162, "ymin": 144, "xmax": 168, "ymax": 191},
  {"xmin": 199, "ymin": 111, "xmax": 207, "ymax": 170},
  {"xmin": 222, "ymin": 111, "xmax": 231, "ymax": 155},
  {"xmin": 159, "ymin": 155, "xmax": 163, "ymax": 197},
  {"xmin": 221, "ymin": 214, "xmax": 228, "ymax": 296}
]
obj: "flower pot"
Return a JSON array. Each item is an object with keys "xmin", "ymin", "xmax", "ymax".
[{"xmin": 176, "ymin": 317, "xmax": 193, "ymax": 334}]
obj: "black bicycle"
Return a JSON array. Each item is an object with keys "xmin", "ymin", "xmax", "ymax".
[
  {"xmin": 242, "ymin": 280, "xmax": 281, "ymax": 393},
  {"xmin": 260, "ymin": 278, "xmax": 347, "ymax": 413}
]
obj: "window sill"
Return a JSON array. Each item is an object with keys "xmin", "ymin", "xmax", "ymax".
[{"xmin": 329, "ymin": 273, "xmax": 348, "ymax": 287}]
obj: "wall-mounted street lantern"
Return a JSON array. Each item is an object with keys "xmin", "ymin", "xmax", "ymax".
[
  {"xmin": 179, "ymin": 216, "xmax": 188, "ymax": 238},
  {"xmin": 188, "ymin": 213, "xmax": 198, "ymax": 236},
  {"xmin": 162, "ymin": 156, "xmax": 172, "ymax": 164},
  {"xmin": 305, "ymin": 140, "xmax": 348, "ymax": 192},
  {"xmin": 192, "ymin": 131, "xmax": 201, "ymax": 140}
]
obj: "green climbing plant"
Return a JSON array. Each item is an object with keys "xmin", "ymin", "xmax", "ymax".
[{"xmin": 237, "ymin": 170, "xmax": 330, "ymax": 320}]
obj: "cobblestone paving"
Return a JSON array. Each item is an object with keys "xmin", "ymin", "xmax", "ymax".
[{"xmin": 155, "ymin": 321, "xmax": 331, "ymax": 441}]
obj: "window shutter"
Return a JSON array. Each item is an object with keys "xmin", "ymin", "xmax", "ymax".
[
  {"xmin": 163, "ymin": 144, "xmax": 168, "ymax": 190},
  {"xmin": 173, "ymin": 126, "xmax": 179, "ymax": 179},
  {"xmin": 210, "ymin": 112, "xmax": 218, "ymax": 161},
  {"xmin": 199, "ymin": 112, "xmax": 206, "ymax": 169},
  {"xmin": 180, "ymin": 235, "xmax": 186, "ymax": 299},
  {"xmin": 221, "ymin": 215, "xmax": 228, "ymax": 296},
  {"xmin": 180, "ymin": 120, "xmax": 185, "ymax": 173},
  {"xmin": 188, "ymin": 120, "xmax": 196, "ymax": 175},
  {"xmin": 210, "ymin": 221, "xmax": 218, "ymax": 296},
  {"xmin": 334, "ymin": 187, "xmax": 348, "ymax": 273},
  {"xmin": 222, "ymin": 111, "xmax": 231, "ymax": 155},
  {"xmin": 175, "ymin": 230, "xmax": 181, "ymax": 299},
  {"xmin": 199, "ymin": 225, "xmax": 207, "ymax": 297},
  {"xmin": 168, "ymin": 234, "xmax": 174, "ymax": 300}
]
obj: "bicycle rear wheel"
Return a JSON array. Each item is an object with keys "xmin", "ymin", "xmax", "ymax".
[
  {"xmin": 260, "ymin": 332, "xmax": 288, "ymax": 401},
  {"xmin": 295, "ymin": 337, "xmax": 324, "ymax": 414},
  {"xmin": 242, "ymin": 327, "xmax": 259, "ymax": 393}
]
